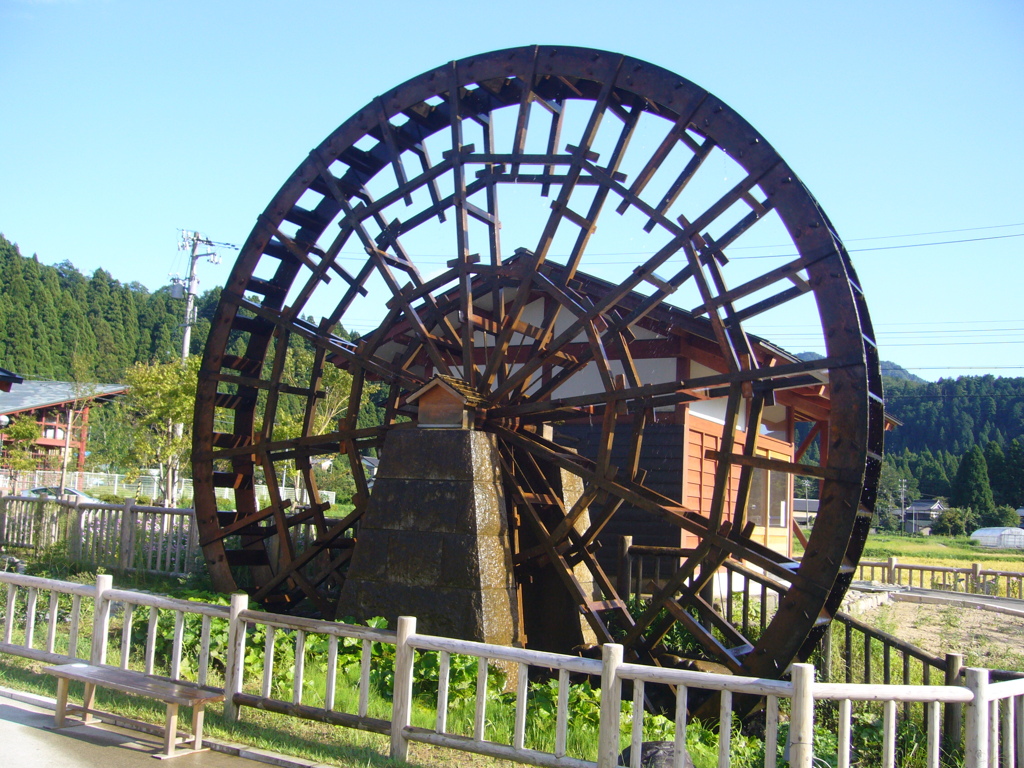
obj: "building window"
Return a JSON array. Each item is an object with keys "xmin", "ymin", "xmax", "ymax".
[{"xmin": 747, "ymin": 466, "xmax": 789, "ymax": 529}]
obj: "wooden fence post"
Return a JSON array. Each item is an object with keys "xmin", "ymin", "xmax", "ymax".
[
  {"xmin": 117, "ymin": 499, "xmax": 134, "ymax": 570},
  {"xmin": 31, "ymin": 500, "xmax": 44, "ymax": 552},
  {"xmin": 964, "ymin": 667, "xmax": 988, "ymax": 767},
  {"xmin": 90, "ymin": 574, "xmax": 113, "ymax": 666},
  {"xmin": 617, "ymin": 535, "xmax": 633, "ymax": 601},
  {"xmin": 390, "ymin": 616, "xmax": 417, "ymax": 762},
  {"xmin": 789, "ymin": 663, "xmax": 815, "ymax": 768},
  {"xmin": 597, "ymin": 643, "xmax": 624, "ymax": 768},
  {"xmin": 223, "ymin": 592, "xmax": 249, "ymax": 722},
  {"xmin": 887, "ymin": 556, "xmax": 898, "ymax": 584},
  {"xmin": 58, "ymin": 497, "xmax": 77, "ymax": 549},
  {"xmin": 944, "ymin": 652, "xmax": 964, "ymax": 752},
  {"xmin": 971, "ymin": 563, "xmax": 982, "ymax": 594},
  {"xmin": 68, "ymin": 498, "xmax": 82, "ymax": 561},
  {"xmin": 1014, "ymin": 695, "xmax": 1023, "ymax": 768}
]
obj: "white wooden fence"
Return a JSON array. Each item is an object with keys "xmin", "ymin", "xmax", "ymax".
[
  {"xmin": 0, "ymin": 469, "xmax": 335, "ymax": 508},
  {"xmin": 0, "ymin": 495, "xmax": 200, "ymax": 576},
  {"xmin": 0, "ymin": 495, "xmax": 325, "ymax": 578},
  {"xmin": 1, "ymin": 572, "xmax": 1021, "ymax": 767}
]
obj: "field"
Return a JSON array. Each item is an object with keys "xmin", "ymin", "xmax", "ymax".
[{"xmin": 860, "ymin": 533, "xmax": 1024, "ymax": 572}]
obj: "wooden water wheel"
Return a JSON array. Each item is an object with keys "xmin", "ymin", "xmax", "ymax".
[{"xmin": 193, "ymin": 46, "xmax": 884, "ymax": 684}]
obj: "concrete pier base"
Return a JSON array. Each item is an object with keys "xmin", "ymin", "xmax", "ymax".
[{"xmin": 337, "ymin": 429, "xmax": 522, "ymax": 649}]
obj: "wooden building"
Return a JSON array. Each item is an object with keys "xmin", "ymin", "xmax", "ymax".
[
  {"xmin": 360, "ymin": 258, "xmax": 835, "ymax": 566},
  {"xmin": 534, "ymin": 267, "xmax": 831, "ymax": 562},
  {"xmin": 0, "ymin": 380, "xmax": 126, "ymax": 473}
]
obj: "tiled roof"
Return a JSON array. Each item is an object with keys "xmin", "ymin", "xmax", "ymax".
[
  {"xmin": 407, "ymin": 374, "xmax": 488, "ymax": 407},
  {"xmin": 0, "ymin": 380, "xmax": 127, "ymax": 416},
  {"xmin": 434, "ymin": 375, "xmax": 488, "ymax": 406}
]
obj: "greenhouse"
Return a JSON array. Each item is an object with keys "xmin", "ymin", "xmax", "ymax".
[{"xmin": 970, "ymin": 526, "xmax": 1024, "ymax": 549}]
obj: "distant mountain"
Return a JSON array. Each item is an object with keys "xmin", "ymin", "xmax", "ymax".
[
  {"xmin": 879, "ymin": 361, "xmax": 926, "ymax": 383},
  {"xmin": 792, "ymin": 352, "xmax": 1024, "ymax": 453},
  {"xmin": 794, "ymin": 351, "xmax": 925, "ymax": 384},
  {"xmin": 795, "ymin": 351, "xmax": 825, "ymax": 362}
]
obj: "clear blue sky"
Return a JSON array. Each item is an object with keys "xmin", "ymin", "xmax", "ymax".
[{"xmin": 2, "ymin": 0, "xmax": 1022, "ymax": 380}]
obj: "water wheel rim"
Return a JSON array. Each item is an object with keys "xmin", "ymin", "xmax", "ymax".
[{"xmin": 193, "ymin": 45, "xmax": 884, "ymax": 682}]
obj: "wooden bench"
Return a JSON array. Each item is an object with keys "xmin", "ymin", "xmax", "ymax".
[{"xmin": 43, "ymin": 663, "xmax": 225, "ymax": 759}]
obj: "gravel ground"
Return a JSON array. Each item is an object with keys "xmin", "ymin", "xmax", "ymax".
[{"xmin": 854, "ymin": 599, "xmax": 1024, "ymax": 670}]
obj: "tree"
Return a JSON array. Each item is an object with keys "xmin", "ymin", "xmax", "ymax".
[
  {"xmin": 932, "ymin": 507, "xmax": 970, "ymax": 537},
  {"xmin": 909, "ymin": 448, "xmax": 951, "ymax": 498},
  {"xmin": 949, "ymin": 445, "xmax": 995, "ymax": 523},
  {"xmin": 985, "ymin": 441, "xmax": 1010, "ymax": 506},
  {"xmin": 1002, "ymin": 438, "xmax": 1024, "ymax": 509},
  {"xmin": 111, "ymin": 357, "xmax": 201, "ymax": 506},
  {"xmin": 876, "ymin": 458, "xmax": 918, "ymax": 521},
  {"xmin": 272, "ymin": 346, "xmax": 353, "ymax": 440},
  {"xmin": 1, "ymin": 415, "xmax": 43, "ymax": 491},
  {"xmin": 978, "ymin": 505, "xmax": 1021, "ymax": 529},
  {"xmin": 873, "ymin": 507, "xmax": 902, "ymax": 533},
  {"xmin": 55, "ymin": 354, "xmax": 102, "ymax": 499}
]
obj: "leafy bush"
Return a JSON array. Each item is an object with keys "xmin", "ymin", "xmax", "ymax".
[{"xmin": 932, "ymin": 507, "xmax": 971, "ymax": 536}]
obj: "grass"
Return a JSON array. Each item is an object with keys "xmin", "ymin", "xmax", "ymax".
[
  {"xmin": 8, "ymin": 535, "xmax": 1012, "ymax": 768},
  {"xmin": 861, "ymin": 533, "xmax": 1024, "ymax": 571},
  {"xmin": 0, "ymin": 573, "xmax": 780, "ymax": 768}
]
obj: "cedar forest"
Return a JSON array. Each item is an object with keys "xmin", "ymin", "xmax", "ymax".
[{"xmin": 1, "ymin": 232, "xmax": 1022, "ymax": 528}]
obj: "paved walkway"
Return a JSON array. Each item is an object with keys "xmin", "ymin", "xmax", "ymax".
[
  {"xmin": 852, "ymin": 580, "xmax": 1024, "ymax": 618},
  {"xmin": 0, "ymin": 689, "xmax": 326, "ymax": 768},
  {"xmin": 894, "ymin": 586, "xmax": 1024, "ymax": 617}
]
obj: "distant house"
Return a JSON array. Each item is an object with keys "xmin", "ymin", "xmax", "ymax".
[
  {"xmin": 0, "ymin": 379, "xmax": 126, "ymax": 479},
  {"xmin": 904, "ymin": 498, "xmax": 945, "ymax": 533},
  {"xmin": 793, "ymin": 498, "xmax": 819, "ymax": 525}
]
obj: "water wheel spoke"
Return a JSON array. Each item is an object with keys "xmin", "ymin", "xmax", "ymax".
[
  {"xmin": 250, "ymin": 512, "xmax": 362, "ymax": 602},
  {"xmin": 498, "ymin": 447, "xmax": 616, "ymax": 644},
  {"xmin": 513, "ymin": 100, "xmax": 644, "ymax": 383},
  {"xmin": 662, "ymin": 598, "xmax": 744, "ymax": 674},
  {"xmin": 529, "ymin": 355, "xmax": 847, "ymax": 419},
  {"xmin": 199, "ymin": 500, "xmax": 290, "ymax": 546}
]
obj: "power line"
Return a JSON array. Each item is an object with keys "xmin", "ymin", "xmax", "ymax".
[
  {"xmin": 324, "ymin": 230, "xmax": 1023, "ymax": 265},
  {"xmin": 754, "ymin": 319, "xmax": 1024, "ymax": 328},
  {"xmin": 765, "ymin": 329, "xmax": 1024, "ymax": 339},
  {"xmin": 880, "ymin": 341, "xmax": 1024, "ymax": 347},
  {"xmin": 729, "ymin": 221, "xmax": 1024, "ymax": 249},
  {"xmin": 728, "ymin": 232, "xmax": 1024, "ymax": 261}
]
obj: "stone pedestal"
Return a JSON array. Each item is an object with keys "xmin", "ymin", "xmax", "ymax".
[{"xmin": 337, "ymin": 429, "xmax": 522, "ymax": 649}]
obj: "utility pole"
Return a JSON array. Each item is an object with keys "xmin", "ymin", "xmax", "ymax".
[
  {"xmin": 168, "ymin": 231, "xmax": 228, "ymax": 506},
  {"xmin": 899, "ymin": 477, "xmax": 908, "ymax": 534},
  {"xmin": 172, "ymin": 231, "xmax": 221, "ymax": 362}
]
